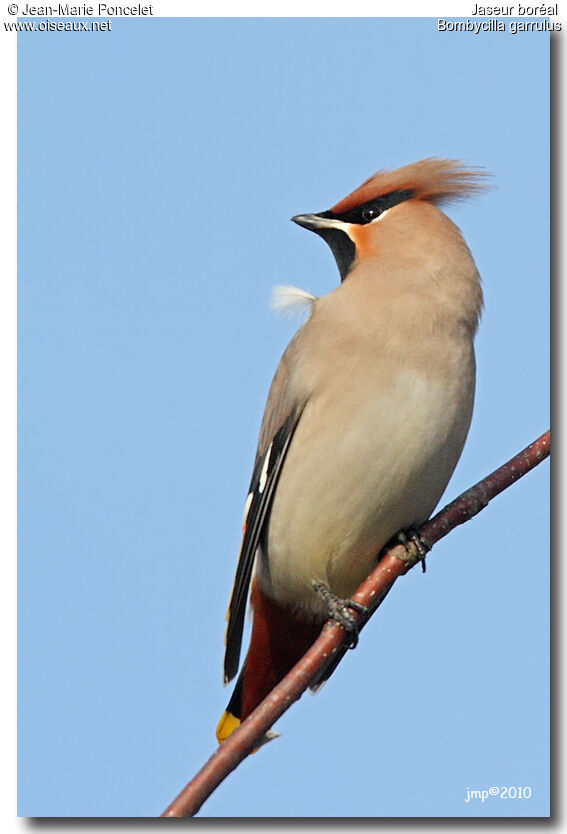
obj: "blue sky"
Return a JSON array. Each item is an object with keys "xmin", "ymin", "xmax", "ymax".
[{"xmin": 18, "ymin": 19, "xmax": 549, "ymax": 817}]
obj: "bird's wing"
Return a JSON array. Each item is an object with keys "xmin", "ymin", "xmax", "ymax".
[{"xmin": 223, "ymin": 337, "xmax": 307, "ymax": 684}]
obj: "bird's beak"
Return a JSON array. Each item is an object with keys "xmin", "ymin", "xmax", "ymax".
[{"xmin": 291, "ymin": 213, "xmax": 349, "ymax": 233}]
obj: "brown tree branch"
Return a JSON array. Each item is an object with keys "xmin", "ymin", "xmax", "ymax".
[{"xmin": 161, "ymin": 430, "xmax": 550, "ymax": 818}]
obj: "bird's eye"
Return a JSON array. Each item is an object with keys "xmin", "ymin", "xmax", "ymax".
[{"xmin": 361, "ymin": 205, "xmax": 380, "ymax": 223}]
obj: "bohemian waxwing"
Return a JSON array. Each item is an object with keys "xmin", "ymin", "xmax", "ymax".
[{"xmin": 216, "ymin": 158, "xmax": 487, "ymax": 746}]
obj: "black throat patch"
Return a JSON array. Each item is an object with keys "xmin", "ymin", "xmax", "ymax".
[{"xmin": 314, "ymin": 228, "xmax": 356, "ymax": 282}]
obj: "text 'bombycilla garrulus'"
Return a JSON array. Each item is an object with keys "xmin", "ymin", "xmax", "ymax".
[{"xmin": 216, "ymin": 158, "xmax": 487, "ymax": 746}]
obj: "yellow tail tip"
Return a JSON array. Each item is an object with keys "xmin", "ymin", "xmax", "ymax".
[
  {"xmin": 215, "ymin": 711, "xmax": 280, "ymax": 752},
  {"xmin": 216, "ymin": 711, "xmax": 241, "ymax": 745}
]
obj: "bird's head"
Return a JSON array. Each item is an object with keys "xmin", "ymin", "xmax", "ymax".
[{"xmin": 292, "ymin": 158, "xmax": 489, "ymax": 281}]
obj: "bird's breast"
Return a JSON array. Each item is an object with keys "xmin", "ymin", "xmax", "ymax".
[{"xmin": 257, "ymin": 338, "xmax": 475, "ymax": 617}]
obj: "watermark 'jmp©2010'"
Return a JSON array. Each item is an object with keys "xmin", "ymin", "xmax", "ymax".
[{"xmin": 465, "ymin": 786, "xmax": 533, "ymax": 803}]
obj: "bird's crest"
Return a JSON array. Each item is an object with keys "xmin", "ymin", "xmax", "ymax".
[{"xmin": 331, "ymin": 158, "xmax": 490, "ymax": 215}]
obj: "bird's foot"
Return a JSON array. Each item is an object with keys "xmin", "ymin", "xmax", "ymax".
[
  {"xmin": 396, "ymin": 528, "xmax": 431, "ymax": 573},
  {"xmin": 311, "ymin": 580, "xmax": 368, "ymax": 649}
]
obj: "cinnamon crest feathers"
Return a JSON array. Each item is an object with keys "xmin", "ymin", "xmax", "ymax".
[{"xmin": 331, "ymin": 157, "xmax": 489, "ymax": 214}]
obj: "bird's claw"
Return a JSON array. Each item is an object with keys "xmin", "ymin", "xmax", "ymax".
[
  {"xmin": 311, "ymin": 580, "xmax": 368, "ymax": 649},
  {"xmin": 396, "ymin": 528, "xmax": 431, "ymax": 572}
]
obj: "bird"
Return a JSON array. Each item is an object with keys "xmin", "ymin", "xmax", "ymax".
[{"xmin": 216, "ymin": 158, "xmax": 487, "ymax": 746}]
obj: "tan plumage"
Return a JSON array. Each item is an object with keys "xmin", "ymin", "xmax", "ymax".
[
  {"xmin": 256, "ymin": 197, "xmax": 482, "ymax": 615},
  {"xmin": 217, "ymin": 158, "xmax": 488, "ymax": 745}
]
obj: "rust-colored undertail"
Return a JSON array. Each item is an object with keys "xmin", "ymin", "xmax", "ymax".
[{"xmin": 216, "ymin": 578, "xmax": 323, "ymax": 746}]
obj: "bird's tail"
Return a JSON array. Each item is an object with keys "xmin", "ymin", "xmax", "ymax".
[{"xmin": 216, "ymin": 579, "xmax": 322, "ymax": 747}]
